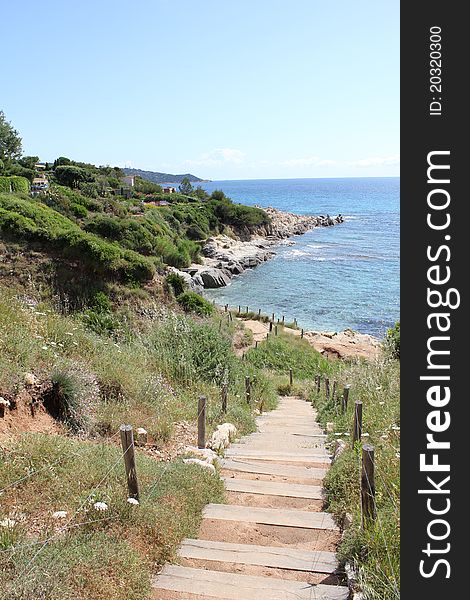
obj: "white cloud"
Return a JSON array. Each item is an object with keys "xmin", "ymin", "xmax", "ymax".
[
  {"xmin": 280, "ymin": 156, "xmax": 337, "ymax": 168},
  {"xmin": 185, "ymin": 148, "xmax": 245, "ymax": 167},
  {"xmin": 348, "ymin": 155, "xmax": 400, "ymax": 168}
]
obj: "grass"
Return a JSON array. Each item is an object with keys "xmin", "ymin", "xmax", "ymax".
[
  {"xmin": 0, "ymin": 280, "xmax": 398, "ymax": 599},
  {"xmin": 0, "ymin": 434, "xmax": 224, "ymax": 599},
  {"xmin": 312, "ymin": 358, "xmax": 400, "ymax": 599},
  {"xmin": 0, "ymin": 288, "xmax": 277, "ymax": 440}
]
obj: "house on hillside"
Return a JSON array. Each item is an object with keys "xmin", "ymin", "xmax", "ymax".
[
  {"xmin": 143, "ymin": 199, "xmax": 169, "ymax": 207},
  {"xmin": 162, "ymin": 186, "xmax": 176, "ymax": 194},
  {"xmin": 122, "ymin": 175, "xmax": 135, "ymax": 187},
  {"xmin": 34, "ymin": 162, "xmax": 47, "ymax": 170},
  {"xmin": 31, "ymin": 174, "xmax": 49, "ymax": 195}
]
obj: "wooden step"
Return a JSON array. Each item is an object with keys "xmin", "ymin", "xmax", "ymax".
[
  {"xmin": 221, "ymin": 458, "xmax": 327, "ymax": 480},
  {"xmin": 202, "ymin": 504, "xmax": 338, "ymax": 530},
  {"xmin": 179, "ymin": 539, "xmax": 338, "ymax": 574},
  {"xmin": 225, "ymin": 448, "xmax": 331, "ymax": 463},
  {"xmin": 223, "ymin": 477, "xmax": 323, "ymax": 499},
  {"xmin": 153, "ymin": 565, "xmax": 349, "ymax": 599}
]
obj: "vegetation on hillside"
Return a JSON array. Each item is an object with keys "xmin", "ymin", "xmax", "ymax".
[{"xmin": 0, "ymin": 111, "xmax": 399, "ymax": 599}]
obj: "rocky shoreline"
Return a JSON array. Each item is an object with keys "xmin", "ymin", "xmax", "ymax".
[{"xmin": 173, "ymin": 207, "xmax": 344, "ymax": 289}]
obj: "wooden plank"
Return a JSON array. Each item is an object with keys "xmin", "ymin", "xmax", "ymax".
[
  {"xmin": 223, "ymin": 477, "xmax": 323, "ymax": 499},
  {"xmin": 225, "ymin": 448, "xmax": 331, "ymax": 463},
  {"xmin": 242, "ymin": 432, "xmax": 327, "ymax": 442},
  {"xmin": 153, "ymin": 565, "xmax": 348, "ymax": 599},
  {"xmin": 221, "ymin": 458, "xmax": 327, "ymax": 479},
  {"xmin": 179, "ymin": 539, "xmax": 338, "ymax": 574},
  {"xmin": 202, "ymin": 503, "xmax": 338, "ymax": 530}
]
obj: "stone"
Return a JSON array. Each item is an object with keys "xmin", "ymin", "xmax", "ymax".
[
  {"xmin": 184, "ymin": 446, "xmax": 219, "ymax": 464},
  {"xmin": 135, "ymin": 427, "xmax": 148, "ymax": 446},
  {"xmin": 199, "ymin": 268, "xmax": 231, "ymax": 288},
  {"xmin": 0, "ymin": 397, "xmax": 10, "ymax": 418},
  {"xmin": 207, "ymin": 423, "xmax": 237, "ymax": 451},
  {"xmin": 183, "ymin": 458, "xmax": 216, "ymax": 474},
  {"xmin": 24, "ymin": 373, "xmax": 39, "ymax": 386}
]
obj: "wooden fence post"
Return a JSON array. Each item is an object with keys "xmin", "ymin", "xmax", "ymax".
[
  {"xmin": 325, "ymin": 378, "xmax": 330, "ymax": 401},
  {"xmin": 224, "ymin": 304, "xmax": 228, "ymax": 312},
  {"xmin": 120, "ymin": 424, "xmax": 139, "ymax": 500},
  {"xmin": 282, "ymin": 315, "xmax": 285, "ymax": 325},
  {"xmin": 332, "ymin": 381, "xmax": 337, "ymax": 403},
  {"xmin": 352, "ymin": 400, "xmax": 363, "ymax": 446},
  {"xmin": 342, "ymin": 384, "xmax": 350, "ymax": 413},
  {"xmin": 275, "ymin": 325, "xmax": 278, "ymax": 336},
  {"xmin": 221, "ymin": 383, "xmax": 228, "ymax": 414},
  {"xmin": 316, "ymin": 375, "xmax": 321, "ymax": 393},
  {"xmin": 272, "ymin": 312, "xmax": 275, "ymax": 322},
  {"xmin": 255, "ymin": 340, "xmax": 259, "ymax": 349},
  {"xmin": 245, "ymin": 376, "xmax": 251, "ymax": 405},
  {"xmin": 361, "ymin": 444, "xmax": 376, "ymax": 526},
  {"xmin": 289, "ymin": 368, "xmax": 293, "ymax": 387},
  {"xmin": 238, "ymin": 305, "xmax": 241, "ymax": 315},
  {"xmin": 258, "ymin": 308, "xmax": 261, "ymax": 316},
  {"xmin": 301, "ymin": 328, "xmax": 304, "ymax": 339},
  {"xmin": 198, "ymin": 396, "xmax": 206, "ymax": 449},
  {"xmin": 269, "ymin": 321, "xmax": 273, "ymax": 332}
]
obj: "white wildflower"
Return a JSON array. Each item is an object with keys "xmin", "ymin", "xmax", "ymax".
[
  {"xmin": 52, "ymin": 511, "xmax": 68, "ymax": 519},
  {"xmin": 0, "ymin": 518, "xmax": 16, "ymax": 528},
  {"xmin": 127, "ymin": 498, "xmax": 139, "ymax": 506},
  {"xmin": 93, "ymin": 501, "xmax": 108, "ymax": 512}
]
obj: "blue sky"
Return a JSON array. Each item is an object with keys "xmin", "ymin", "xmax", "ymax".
[{"xmin": 3, "ymin": 0, "xmax": 399, "ymax": 180}]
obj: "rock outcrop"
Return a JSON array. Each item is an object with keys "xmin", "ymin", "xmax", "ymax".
[
  {"xmin": 178, "ymin": 207, "xmax": 344, "ymax": 289},
  {"xmin": 304, "ymin": 329, "xmax": 381, "ymax": 361}
]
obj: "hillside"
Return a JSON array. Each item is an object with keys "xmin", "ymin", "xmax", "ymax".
[
  {"xmin": 123, "ymin": 167, "xmax": 206, "ymax": 184},
  {"xmin": 0, "ymin": 112, "xmax": 399, "ymax": 599}
]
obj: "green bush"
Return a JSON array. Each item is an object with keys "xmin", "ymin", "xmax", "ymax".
[
  {"xmin": 0, "ymin": 176, "xmax": 10, "ymax": 192},
  {"xmin": 165, "ymin": 272, "xmax": 187, "ymax": 297},
  {"xmin": 70, "ymin": 202, "xmax": 87, "ymax": 217},
  {"xmin": 44, "ymin": 369, "xmax": 91, "ymax": 433},
  {"xmin": 0, "ymin": 194, "xmax": 155, "ymax": 282},
  {"xmin": 9, "ymin": 176, "xmax": 29, "ymax": 194},
  {"xmin": 0, "ymin": 176, "xmax": 29, "ymax": 194},
  {"xmin": 177, "ymin": 291, "xmax": 214, "ymax": 316},
  {"xmin": 384, "ymin": 321, "xmax": 400, "ymax": 359}
]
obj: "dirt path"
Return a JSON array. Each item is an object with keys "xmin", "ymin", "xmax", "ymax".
[{"xmin": 152, "ymin": 396, "xmax": 348, "ymax": 599}]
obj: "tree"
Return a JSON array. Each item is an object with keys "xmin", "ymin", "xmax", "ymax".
[
  {"xmin": 18, "ymin": 156, "xmax": 40, "ymax": 170},
  {"xmin": 179, "ymin": 177, "xmax": 194, "ymax": 195},
  {"xmin": 0, "ymin": 110, "xmax": 22, "ymax": 169},
  {"xmin": 54, "ymin": 165, "xmax": 87, "ymax": 188}
]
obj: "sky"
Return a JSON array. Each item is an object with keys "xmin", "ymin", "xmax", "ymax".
[{"xmin": 3, "ymin": 0, "xmax": 399, "ymax": 180}]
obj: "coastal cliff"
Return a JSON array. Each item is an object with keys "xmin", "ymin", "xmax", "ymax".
[{"xmin": 176, "ymin": 207, "xmax": 344, "ymax": 289}]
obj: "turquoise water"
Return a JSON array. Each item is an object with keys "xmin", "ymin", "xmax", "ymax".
[{"xmin": 200, "ymin": 177, "xmax": 399, "ymax": 338}]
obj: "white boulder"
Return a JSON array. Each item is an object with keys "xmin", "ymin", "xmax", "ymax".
[
  {"xmin": 207, "ymin": 423, "xmax": 237, "ymax": 451},
  {"xmin": 183, "ymin": 458, "xmax": 216, "ymax": 474}
]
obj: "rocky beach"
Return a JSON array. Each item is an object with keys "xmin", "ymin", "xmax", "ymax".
[{"xmin": 172, "ymin": 207, "xmax": 344, "ymax": 290}]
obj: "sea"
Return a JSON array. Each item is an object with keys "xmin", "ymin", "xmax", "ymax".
[{"xmin": 200, "ymin": 177, "xmax": 399, "ymax": 339}]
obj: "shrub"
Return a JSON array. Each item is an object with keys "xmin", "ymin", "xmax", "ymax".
[
  {"xmin": 70, "ymin": 202, "xmax": 87, "ymax": 217},
  {"xmin": 0, "ymin": 176, "xmax": 29, "ymax": 194},
  {"xmin": 0, "ymin": 194, "xmax": 155, "ymax": 282},
  {"xmin": 0, "ymin": 176, "xmax": 10, "ymax": 192},
  {"xmin": 9, "ymin": 176, "xmax": 29, "ymax": 194},
  {"xmin": 165, "ymin": 272, "xmax": 187, "ymax": 297},
  {"xmin": 177, "ymin": 291, "xmax": 214, "ymax": 316},
  {"xmin": 44, "ymin": 369, "xmax": 92, "ymax": 433},
  {"xmin": 384, "ymin": 321, "xmax": 400, "ymax": 359}
]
